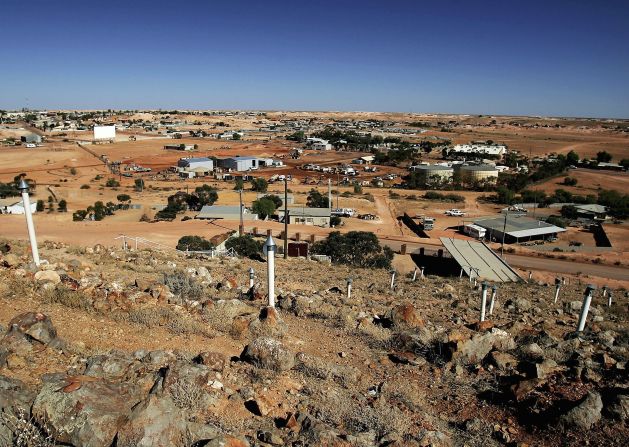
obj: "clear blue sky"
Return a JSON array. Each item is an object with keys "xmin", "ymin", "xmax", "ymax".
[{"xmin": 1, "ymin": 0, "xmax": 628, "ymax": 117}]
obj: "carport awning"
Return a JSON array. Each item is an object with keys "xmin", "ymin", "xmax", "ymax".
[{"xmin": 440, "ymin": 237, "xmax": 521, "ymax": 282}]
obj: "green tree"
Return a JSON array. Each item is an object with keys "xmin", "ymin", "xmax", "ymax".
[
  {"xmin": 306, "ymin": 189, "xmax": 329, "ymax": 208},
  {"xmin": 57, "ymin": 199, "xmax": 67, "ymax": 212},
  {"xmin": 105, "ymin": 178, "xmax": 120, "ymax": 188},
  {"xmin": 261, "ymin": 194, "xmax": 282, "ymax": 209},
  {"xmin": 225, "ymin": 235, "xmax": 263, "ymax": 259},
  {"xmin": 36, "ymin": 200, "xmax": 45, "ymax": 212},
  {"xmin": 566, "ymin": 150, "xmax": 580, "ymax": 166},
  {"xmin": 562, "ymin": 177, "xmax": 578, "ymax": 186},
  {"xmin": 596, "ymin": 151, "xmax": 612, "ymax": 163},
  {"xmin": 620, "ymin": 159, "xmax": 629, "ymax": 170},
  {"xmin": 286, "ymin": 131, "xmax": 305, "ymax": 142},
  {"xmin": 251, "ymin": 198, "xmax": 276, "ymax": 219},
  {"xmin": 560, "ymin": 205, "xmax": 578, "ymax": 219},
  {"xmin": 232, "ymin": 133, "xmax": 242, "ymax": 140},
  {"xmin": 234, "ymin": 177, "xmax": 244, "ymax": 190},
  {"xmin": 250, "ymin": 178, "xmax": 268, "ymax": 192},
  {"xmin": 72, "ymin": 210, "xmax": 87, "ymax": 221},
  {"xmin": 176, "ymin": 235, "xmax": 214, "ymax": 251},
  {"xmin": 194, "ymin": 184, "xmax": 218, "ymax": 208},
  {"xmin": 353, "ymin": 183, "xmax": 363, "ymax": 194},
  {"xmin": 116, "ymin": 194, "xmax": 131, "ymax": 202},
  {"xmin": 311, "ymin": 231, "xmax": 393, "ymax": 269}
]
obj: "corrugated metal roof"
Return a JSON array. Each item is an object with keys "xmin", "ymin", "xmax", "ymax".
[
  {"xmin": 440, "ymin": 237, "xmax": 521, "ymax": 283},
  {"xmin": 474, "ymin": 215, "xmax": 566, "ymax": 238}
]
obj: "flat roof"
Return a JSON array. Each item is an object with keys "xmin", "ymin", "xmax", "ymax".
[
  {"xmin": 181, "ymin": 157, "xmax": 212, "ymax": 163},
  {"xmin": 279, "ymin": 207, "xmax": 331, "ymax": 217},
  {"xmin": 440, "ymin": 237, "xmax": 521, "ymax": 283},
  {"xmin": 575, "ymin": 204, "xmax": 607, "ymax": 213},
  {"xmin": 474, "ymin": 215, "xmax": 566, "ymax": 238}
]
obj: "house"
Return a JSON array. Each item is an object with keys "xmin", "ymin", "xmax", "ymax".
[
  {"xmin": 448, "ymin": 143, "xmax": 507, "ymax": 157},
  {"xmin": 20, "ymin": 134, "xmax": 42, "ymax": 144},
  {"xmin": 196, "ymin": 205, "xmax": 258, "ymax": 221},
  {"xmin": 307, "ymin": 138, "xmax": 332, "ymax": 150},
  {"xmin": 0, "ymin": 198, "xmax": 36, "ymax": 215},
  {"xmin": 574, "ymin": 204, "xmax": 608, "ymax": 221},
  {"xmin": 177, "ymin": 157, "xmax": 214, "ymax": 171},
  {"xmin": 596, "ymin": 162, "xmax": 624, "ymax": 171},
  {"xmin": 217, "ymin": 156, "xmax": 260, "ymax": 171},
  {"xmin": 278, "ymin": 207, "xmax": 331, "ymax": 227}
]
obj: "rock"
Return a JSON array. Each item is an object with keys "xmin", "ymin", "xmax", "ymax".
[
  {"xmin": 520, "ymin": 343, "xmax": 544, "ymax": 361},
  {"xmin": 197, "ymin": 351, "xmax": 227, "ymax": 372},
  {"xmin": 84, "ymin": 352, "xmax": 136, "ymax": 379},
  {"xmin": 116, "ymin": 395, "xmax": 188, "ymax": 447},
  {"xmin": 204, "ymin": 435, "xmax": 250, "ymax": 447},
  {"xmin": 257, "ymin": 430, "xmax": 284, "ymax": 445},
  {"xmin": 488, "ymin": 352, "xmax": 518, "ymax": 371},
  {"xmin": 606, "ymin": 393, "xmax": 629, "ymax": 421},
  {"xmin": 34, "ymin": 270, "xmax": 61, "ymax": 284},
  {"xmin": 560, "ymin": 391, "xmax": 603, "ymax": 429},
  {"xmin": 249, "ymin": 307, "xmax": 288, "ymax": 338},
  {"xmin": 534, "ymin": 359, "xmax": 559, "ymax": 379},
  {"xmin": 32, "ymin": 373, "xmax": 140, "ymax": 447},
  {"xmin": 242, "ymin": 337, "xmax": 294, "ymax": 371},
  {"xmin": 4, "ymin": 312, "xmax": 57, "ymax": 345},
  {"xmin": 417, "ymin": 429, "xmax": 452, "ymax": 447},
  {"xmin": 384, "ymin": 302, "xmax": 424, "ymax": 329},
  {"xmin": 0, "ymin": 375, "xmax": 36, "ymax": 414},
  {"xmin": 2, "ymin": 253, "xmax": 19, "ymax": 267},
  {"xmin": 450, "ymin": 328, "xmax": 515, "ymax": 365}
]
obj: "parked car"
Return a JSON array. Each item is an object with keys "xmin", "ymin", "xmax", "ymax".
[{"xmin": 445, "ymin": 209, "xmax": 465, "ymax": 216}]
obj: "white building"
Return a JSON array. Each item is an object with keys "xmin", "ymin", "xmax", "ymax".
[
  {"xmin": 307, "ymin": 137, "xmax": 332, "ymax": 150},
  {"xmin": 177, "ymin": 157, "xmax": 214, "ymax": 171},
  {"xmin": 449, "ymin": 143, "xmax": 507, "ymax": 157},
  {"xmin": 0, "ymin": 198, "xmax": 37, "ymax": 215}
]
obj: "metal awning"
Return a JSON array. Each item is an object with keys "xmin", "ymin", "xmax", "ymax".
[{"xmin": 440, "ymin": 237, "xmax": 521, "ymax": 282}]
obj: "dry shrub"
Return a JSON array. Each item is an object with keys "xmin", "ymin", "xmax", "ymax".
[
  {"xmin": 41, "ymin": 286, "xmax": 93, "ymax": 312},
  {"xmin": 163, "ymin": 271, "xmax": 203, "ymax": 299},
  {"xmin": 168, "ymin": 378, "xmax": 205, "ymax": 412},
  {"xmin": 0, "ymin": 408, "xmax": 57, "ymax": 447},
  {"xmin": 0, "ymin": 275, "xmax": 34, "ymax": 300},
  {"xmin": 112, "ymin": 307, "xmax": 213, "ymax": 338}
]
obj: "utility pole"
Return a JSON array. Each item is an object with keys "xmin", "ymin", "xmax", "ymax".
[
  {"xmin": 500, "ymin": 209, "xmax": 508, "ymax": 258},
  {"xmin": 336, "ymin": 171, "xmax": 340, "ymax": 209},
  {"xmin": 283, "ymin": 178, "xmax": 288, "ymax": 259},
  {"xmin": 238, "ymin": 189, "xmax": 244, "ymax": 236}
]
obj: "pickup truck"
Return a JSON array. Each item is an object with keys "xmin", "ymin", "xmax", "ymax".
[{"xmin": 445, "ymin": 209, "xmax": 465, "ymax": 217}]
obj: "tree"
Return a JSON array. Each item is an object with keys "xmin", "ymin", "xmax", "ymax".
[
  {"xmin": 234, "ymin": 178, "xmax": 244, "ymax": 191},
  {"xmin": 36, "ymin": 200, "xmax": 45, "ymax": 212},
  {"xmin": 261, "ymin": 194, "xmax": 282, "ymax": 209},
  {"xmin": 306, "ymin": 189, "xmax": 329, "ymax": 208},
  {"xmin": 251, "ymin": 198, "xmax": 276, "ymax": 219},
  {"xmin": 562, "ymin": 177, "xmax": 578, "ymax": 186},
  {"xmin": 116, "ymin": 194, "xmax": 131, "ymax": 202},
  {"xmin": 72, "ymin": 210, "xmax": 87, "ymax": 221},
  {"xmin": 134, "ymin": 178, "xmax": 144, "ymax": 192},
  {"xmin": 176, "ymin": 235, "xmax": 214, "ymax": 251},
  {"xmin": 250, "ymin": 178, "xmax": 268, "ymax": 192},
  {"xmin": 353, "ymin": 183, "xmax": 362, "ymax": 194},
  {"xmin": 232, "ymin": 133, "xmax": 241, "ymax": 140},
  {"xmin": 225, "ymin": 235, "xmax": 263, "ymax": 259},
  {"xmin": 70, "ymin": 167, "xmax": 77, "ymax": 175},
  {"xmin": 566, "ymin": 150, "xmax": 580, "ymax": 166},
  {"xmin": 495, "ymin": 186, "xmax": 516, "ymax": 205},
  {"xmin": 57, "ymin": 199, "xmax": 67, "ymax": 212},
  {"xmin": 195, "ymin": 184, "xmax": 218, "ymax": 208},
  {"xmin": 560, "ymin": 205, "xmax": 578, "ymax": 219},
  {"xmin": 311, "ymin": 231, "xmax": 393, "ymax": 269},
  {"xmin": 105, "ymin": 178, "xmax": 120, "ymax": 188},
  {"xmin": 596, "ymin": 151, "xmax": 612, "ymax": 163},
  {"xmin": 286, "ymin": 131, "xmax": 305, "ymax": 142},
  {"xmin": 620, "ymin": 159, "xmax": 629, "ymax": 170},
  {"xmin": 330, "ymin": 215, "xmax": 342, "ymax": 227}
]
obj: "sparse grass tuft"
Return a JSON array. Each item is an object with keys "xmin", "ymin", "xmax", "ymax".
[{"xmin": 163, "ymin": 271, "xmax": 204, "ymax": 299}]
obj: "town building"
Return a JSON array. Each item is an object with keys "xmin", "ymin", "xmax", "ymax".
[
  {"xmin": 0, "ymin": 198, "xmax": 37, "ymax": 215},
  {"xmin": 456, "ymin": 164, "xmax": 499, "ymax": 183},
  {"xmin": 408, "ymin": 165, "xmax": 453, "ymax": 185},
  {"xmin": 278, "ymin": 207, "xmax": 331, "ymax": 227},
  {"xmin": 195, "ymin": 205, "xmax": 258, "ymax": 221},
  {"xmin": 448, "ymin": 143, "xmax": 507, "ymax": 157},
  {"xmin": 20, "ymin": 134, "xmax": 42, "ymax": 144},
  {"xmin": 574, "ymin": 204, "xmax": 609, "ymax": 221},
  {"xmin": 473, "ymin": 215, "xmax": 566, "ymax": 243}
]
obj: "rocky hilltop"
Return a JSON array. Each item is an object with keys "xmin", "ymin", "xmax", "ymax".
[{"xmin": 0, "ymin": 239, "xmax": 627, "ymax": 446}]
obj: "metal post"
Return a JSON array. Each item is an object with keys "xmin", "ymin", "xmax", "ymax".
[
  {"xmin": 500, "ymin": 209, "xmax": 508, "ymax": 258},
  {"xmin": 460, "ymin": 268, "xmax": 464, "ymax": 279},
  {"xmin": 489, "ymin": 285, "xmax": 497, "ymax": 315},
  {"xmin": 608, "ymin": 291, "xmax": 612, "ymax": 307},
  {"xmin": 528, "ymin": 271, "xmax": 532, "ymax": 282},
  {"xmin": 249, "ymin": 267, "xmax": 254, "ymax": 290},
  {"xmin": 347, "ymin": 277, "xmax": 352, "ymax": 299},
  {"xmin": 577, "ymin": 284, "xmax": 596, "ymax": 332},
  {"xmin": 412, "ymin": 268, "xmax": 418, "ymax": 282},
  {"xmin": 420, "ymin": 266, "xmax": 425, "ymax": 280},
  {"xmin": 480, "ymin": 281, "xmax": 488, "ymax": 322},
  {"xmin": 554, "ymin": 278, "xmax": 562, "ymax": 303},
  {"xmin": 602, "ymin": 286, "xmax": 608, "ymax": 298},
  {"xmin": 17, "ymin": 179, "xmax": 40, "ymax": 266},
  {"xmin": 390, "ymin": 270, "xmax": 396, "ymax": 290},
  {"xmin": 264, "ymin": 236, "xmax": 276, "ymax": 308},
  {"xmin": 283, "ymin": 178, "xmax": 288, "ymax": 259},
  {"xmin": 238, "ymin": 189, "xmax": 244, "ymax": 236}
]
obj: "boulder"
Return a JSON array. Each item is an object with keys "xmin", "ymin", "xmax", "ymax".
[
  {"xmin": 3, "ymin": 312, "xmax": 57, "ymax": 345},
  {"xmin": 197, "ymin": 351, "xmax": 227, "ymax": 372},
  {"xmin": 560, "ymin": 391, "xmax": 603, "ymax": 430},
  {"xmin": 384, "ymin": 303, "xmax": 424, "ymax": 329},
  {"xmin": 249, "ymin": 307, "xmax": 288, "ymax": 338},
  {"xmin": 449, "ymin": 328, "xmax": 515, "ymax": 365},
  {"xmin": 606, "ymin": 393, "xmax": 629, "ymax": 421},
  {"xmin": 488, "ymin": 351, "xmax": 518, "ymax": 371},
  {"xmin": 32, "ymin": 373, "xmax": 140, "ymax": 447},
  {"xmin": 0, "ymin": 375, "xmax": 36, "ymax": 413},
  {"xmin": 242, "ymin": 337, "xmax": 294, "ymax": 371},
  {"xmin": 116, "ymin": 395, "xmax": 188, "ymax": 447},
  {"xmin": 34, "ymin": 270, "xmax": 61, "ymax": 285}
]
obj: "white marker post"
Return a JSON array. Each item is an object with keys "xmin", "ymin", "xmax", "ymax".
[
  {"xmin": 554, "ymin": 277, "xmax": 562, "ymax": 303},
  {"xmin": 528, "ymin": 271, "xmax": 533, "ymax": 282},
  {"xmin": 480, "ymin": 281, "xmax": 489, "ymax": 322},
  {"xmin": 576, "ymin": 284, "xmax": 596, "ymax": 332},
  {"xmin": 602, "ymin": 286, "xmax": 608, "ymax": 299},
  {"xmin": 390, "ymin": 270, "xmax": 396, "ymax": 290},
  {"xmin": 412, "ymin": 268, "xmax": 418, "ymax": 282},
  {"xmin": 608, "ymin": 291, "xmax": 613, "ymax": 307},
  {"xmin": 420, "ymin": 266, "xmax": 425, "ymax": 280},
  {"xmin": 248, "ymin": 267, "xmax": 255, "ymax": 290},
  {"xmin": 17, "ymin": 179, "xmax": 40, "ymax": 267},
  {"xmin": 264, "ymin": 236, "xmax": 276, "ymax": 308},
  {"xmin": 347, "ymin": 277, "xmax": 352, "ymax": 299},
  {"xmin": 489, "ymin": 285, "xmax": 497, "ymax": 315}
]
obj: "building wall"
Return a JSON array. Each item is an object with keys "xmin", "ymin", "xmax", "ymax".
[{"xmin": 459, "ymin": 169, "xmax": 499, "ymax": 182}]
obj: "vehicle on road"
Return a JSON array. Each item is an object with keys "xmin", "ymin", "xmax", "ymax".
[{"xmin": 445, "ymin": 209, "xmax": 465, "ymax": 216}]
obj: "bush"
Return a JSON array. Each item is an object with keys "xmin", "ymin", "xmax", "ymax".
[
  {"xmin": 307, "ymin": 189, "xmax": 329, "ymax": 208},
  {"xmin": 311, "ymin": 231, "xmax": 393, "ymax": 269},
  {"xmin": 105, "ymin": 178, "xmax": 120, "ymax": 188},
  {"xmin": 80, "ymin": 184, "xmax": 90, "ymax": 189},
  {"xmin": 163, "ymin": 271, "xmax": 204, "ymax": 299},
  {"xmin": 562, "ymin": 177, "xmax": 578, "ymax": 186},
  {"xmin": 330, "ymin": 216, "xmax": 342, "ymax": 227},
  {"xmin": 176, "ymin": 235, "xmax": 214, "ymax": 251},
  {"xmin": 252, "ymin": 198, "xmax": 276, "ymax": 219},
  {"xmin": 250, "ymin": 178, "xmax": 268, "ymax": 192},
  {"xmin": 423, "ymin": 191, "xmax": 465, "ymax": 202},
  {"xmin": 225, "ymin": 235, "xmax": 263, "ymax": 259},
  {"xmin": 546, "ymin": 215, "xmax": 568, "ymax": 228}
]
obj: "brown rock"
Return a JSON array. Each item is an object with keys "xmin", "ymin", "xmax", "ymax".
[
  {"xmin": 386, "ymin": 303, "xmax": 424, "ymax": 329},
  {"xmin": 198, "ymin": 351, "xmax": 227, "ymax": 372}
]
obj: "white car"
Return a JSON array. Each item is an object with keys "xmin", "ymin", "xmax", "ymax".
[{"xmin": 445, "ymin": 209, "xmax": 465, "ymax": 217}]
